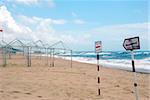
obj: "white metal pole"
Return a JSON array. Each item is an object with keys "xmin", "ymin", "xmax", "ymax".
[
  {"xmin": 52, "ymin": 48, "xmax": 54, "ymax": 67},
  {"xmin": 2, "ymin": 31, "xmax": 3, "ymax": 41},
  {"xmin": 46, "ymin": 48, "xmax": 48, "ymax": 65},
  {"xmin": 40, "ymin": 48, "xmax": 41, "ymax": 60},
  {"xmin": 131, "ymin": 51, "xmax": 140, "ymax": 100},
  {"xmin": 27, "ymin": 46, "xmax": 30, "ymax": 67},
  {"xmin": 29, "ymin": 47, "xmax": 31, "ymax": 66},
  {"xmin": 71, "ymin": 50, "xmax": 72, "ymax": 68},
  {"xmin": 0, "ymin": 29, "xmax": 3, "ymax": 41},
  {"xmin": 50, "ymin": 49, "xmax": 52, "ymax": 67},
  {"xmin": 3, "ymin": 46, "xmax": 7, "ymax": 67}
]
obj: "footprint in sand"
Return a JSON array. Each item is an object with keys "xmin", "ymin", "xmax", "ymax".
[
  {"xmin": 0, "ymin": 90, "xmax": 4, "ymax": 93},
  {"xmin": 24, "ymin": 92, "xmax": 32, "ymax": 95},
  {"xmin": 37, "ymin": 95, "xmax": 42, "ymax": 98},
  {"xmin": 66, "ymin": 92, "xmax": 71, "ymax": 97},
  {"xmin": 12, "ymin": 90, "xmax": 21, "ymax": 93},
  {"xmin": 115, "ymin": 84, "xmax": 120, "ymax": 87}
]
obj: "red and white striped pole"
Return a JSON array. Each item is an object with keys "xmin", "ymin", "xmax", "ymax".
[
  {"xmin": 97, "ymin": 53, "xmax": 100, "ymax": 95},
  {"xmin": 95, "ymin": 41, "xmax": 102, "ymax": 96}
]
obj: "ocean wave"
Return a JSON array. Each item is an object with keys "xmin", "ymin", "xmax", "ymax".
[
  {"xmin": 41, "ymin": 51, "xmax": 150, "ymax": 73},
  {"xmin": 63, "ymin": 56, "xmax": 150, "ymax": 74}
]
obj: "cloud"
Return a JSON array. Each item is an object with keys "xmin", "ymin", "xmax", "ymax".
[
  {"xmin": 0, "ymin": 5, "xmax": 149, "ymax": 50},
  {"xmin": 92, "ymin": 23, "xmax": 150, "ymax": 36},
  {"xmin": 18, "ymin": 15, "xmax": 66, "ymax": 25},
  {"xmin": 73, "ymin": 19, "xmax": 86, "ymax": 24},
  {"xmin": 71, "ymin": 12, "xmax": 86, "ymax": 25},
  {"xmin": 0, "ymin": 6, "xmax": 31, "ymax": 34},
  {"xmin": 6, "ymin": 0, "xmax": 55, "ymax": 7},
  {"xmin": 0, "ymin": 5, "xmax": 84, "ymax": 48},
  {"xmin": 90, "ymin": 22, "xmax": 150, "ymax": 50},
  {"xmin": 14, "ymin": 0, "xmax": 38, "ymax": 5},
  {"xmin": 51, "ymin": 19, "xmax": 66, "ymax": 25},
  {"xmin": 0, "ymin": 6, "xmax": 34, "ymax": 42},
  {"xmin": 72, "ymin": 12, "xmax": 77, "ymax": 17}
]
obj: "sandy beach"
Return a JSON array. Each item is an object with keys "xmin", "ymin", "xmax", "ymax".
[
  {"xmin": 0, "ymin": 55, "xmax": 149, "ymax": 100},
  {"xmin": 0, "ymin": 0, "xmax": 149, "ymax": 99}
]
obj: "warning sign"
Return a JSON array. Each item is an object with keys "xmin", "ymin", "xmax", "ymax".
[{"xmin": 95, "ymin": 41, "xmax": 102, "ymax": 53}]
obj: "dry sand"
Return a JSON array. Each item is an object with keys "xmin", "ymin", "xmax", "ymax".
[{"xmin": 0, "ymin": 55, "xmax": 149, "ymax": 100}]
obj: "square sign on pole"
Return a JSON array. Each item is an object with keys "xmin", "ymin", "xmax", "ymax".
[
  {"xmin": 123, "ymin": 36, "xmax": 140, "ymax": 51},
  {"xmin": 95, "ymin": 41, "xmax": 102, "ymax": 53}
]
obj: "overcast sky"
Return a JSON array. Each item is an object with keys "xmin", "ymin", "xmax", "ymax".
[{"xmin": 0, "ymin": 0, "xmax": 149, "ymax": 51}]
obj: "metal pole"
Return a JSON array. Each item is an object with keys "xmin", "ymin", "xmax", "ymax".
[
  {"xmin": 131, "ymin": 50, "xmax": 140, "ymax": 100},
  {"xmin": 29, "ymin": 47, "xmax": 31, "ymax": 66},
  {"xmin": 97, "ymin": 53, "xmax": 100, "ymax": 95},
  {"xmin": 23, "ymin": 47, "xmax": 25, "ymax": 56},
  {"xmin": 48, "ymin": 49, "xmax": 50, "ymax": 66},
  {"xmin": 46, "ymin": 48, "xmax": 48, "ymax": 65},
  {"xmin": 50, "ymin": 49, "xmax": 52, "ymax": 67},
  {"xmin": 40, "ymin": 48, "xmax": 41, "ymax": 60},
  {"xmin": 47, "ymin": 49, "xmax": 49, "ymax": 66},
  {"xmin": 27, "ymin": 46, "xmax": 31, "ymax": 67},
  {"xmin": 27, "ymin": 47, "xmax": 29, "ymax": 67},
  {"xmin": 9, "ymin": 50, "xmax": 11, "ymax": 59},
  {"xmin": 2, "ymin": 31, "xmax": 3, "ymax": 41},
  {"xmin": 71, "ymin": 50, "xmax": 72, "ymax": 68},
  {"xmin": 8, "ymin": 46, "xmax": 11, "ymax": 59},
  {"xmin": 3, "ymin": 46, "xmax": 7, "ymax": 67},
  {"xmin": 52, "ymin": 48, "xmax": 54, "ymax": 67}
]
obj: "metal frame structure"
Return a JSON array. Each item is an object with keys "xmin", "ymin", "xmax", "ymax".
[{"xmin": 0, "ymin": 39, "xmax": 72, "ymax": 67}]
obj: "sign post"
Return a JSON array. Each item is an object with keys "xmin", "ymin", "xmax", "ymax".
[
  {"xmin": 0, "ymin": 29, "xmax": 3, "ymax": 41},
  {"xmin": 95, "ymin": 41, "xmax": 102, "ymax": 95},
  {"xmin": 123, "ymin": 36, "xmax": 140, "ymax": 100}
]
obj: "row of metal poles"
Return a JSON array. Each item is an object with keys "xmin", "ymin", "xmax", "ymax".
[{"xmin": 1, "ymin": 46, "xmax": 72, "ymax": 68}]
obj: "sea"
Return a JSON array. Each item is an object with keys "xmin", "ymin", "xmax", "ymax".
[{"xmin": 58, "ymin": 51, "xmax": 150, "ymax": 74}]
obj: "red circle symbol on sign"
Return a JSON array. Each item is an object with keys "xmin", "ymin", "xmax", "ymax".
[{"xmin": 96, "ymin": 45, "xmax": 101, "ymax": 48}]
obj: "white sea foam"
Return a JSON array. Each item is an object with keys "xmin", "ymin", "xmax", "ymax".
[
  {"xmin": 64, "ymin": 56, "xmax": 150, "ymax": 74},
  {"xmin": 39, "ymin": 52, "xmax": 150, "ymax": 74}
]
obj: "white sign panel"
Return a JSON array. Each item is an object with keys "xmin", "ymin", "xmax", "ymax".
[
  {"xmin": 123, "ymin": 36, "xmax": 140, "ymax": 50},
  {"xmin": 95, "ymin": 41, "xmax": 102, "ymax": 53}
]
